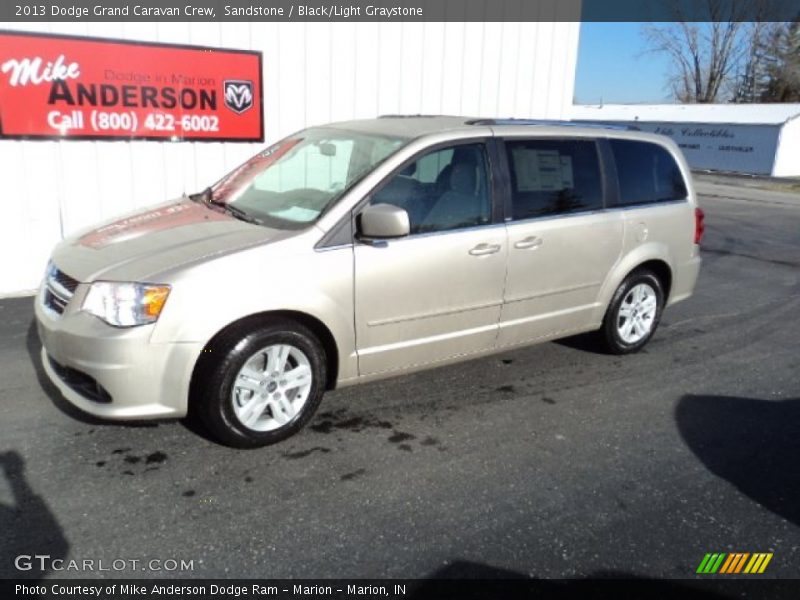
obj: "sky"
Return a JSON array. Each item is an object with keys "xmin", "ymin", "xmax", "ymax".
[{"xmin": 574, "ymin": 22, "xmax": 675, "ymax": 105}]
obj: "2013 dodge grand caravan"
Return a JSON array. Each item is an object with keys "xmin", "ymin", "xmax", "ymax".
[{"xmin": 36, "ymin": 116, "xmax": 703, "ymax": 447}]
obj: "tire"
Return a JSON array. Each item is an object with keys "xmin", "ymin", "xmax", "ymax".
[
  {"xmin": 599, "ymin": 269, "xmax": 665, "ymax": 355},
  {"xmin": 195, "ymin": 320, "xmax": 327, "ymax": 448}
]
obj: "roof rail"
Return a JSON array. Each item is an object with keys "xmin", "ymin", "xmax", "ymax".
[
  {"xmin": 467, "ymin": 118, "xmax": 638, "ymax": 131},
  {"xmin": 378, "ymin": 114, "xmax": 446, "ymax": 119}
]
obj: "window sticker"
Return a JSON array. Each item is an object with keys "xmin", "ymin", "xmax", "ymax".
[
  {"xmin": 537, "ymin": 150, "xmax": 562, "ymax": 191},
  {"xmin": 513, "ymin": 148, "xmax": 575, "ymax": 192},
  {"xmin": 512, "ymin": 148, "xmax": 541, "ymax": 191},
  {"xmin": 559, "ymin": 155, "xmax": 574, "ymax": 189}
]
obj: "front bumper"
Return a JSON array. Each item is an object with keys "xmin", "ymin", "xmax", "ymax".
[{"xmin": 35, "ymin": 285, "xmax": 202, "ymax": 420}]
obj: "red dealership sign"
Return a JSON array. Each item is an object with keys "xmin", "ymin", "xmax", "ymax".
[{"xmin": 0, "ymin": 31, "xmax": 263, "ymax": 141}]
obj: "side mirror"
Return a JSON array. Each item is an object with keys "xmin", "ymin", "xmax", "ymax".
[{"xmin": 358, "ymin": 203, "xmax": 410, "ymax": 239}]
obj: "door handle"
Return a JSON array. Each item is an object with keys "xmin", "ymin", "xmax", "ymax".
[
  {"xmin": 514, "ymin": 236, "xmax": 543, "ymax": 250},
  {"xmin": 469, "ymin": 243, "xmax": 501, "ymax": 256}
]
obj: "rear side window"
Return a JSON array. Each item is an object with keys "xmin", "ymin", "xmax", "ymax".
[
  {"xmin": 505, "ymin": 139, "xmax": 603, "ymax": 220},
  {"xmin": 610, "ymin": 140, "xmax": 688, "ymax": 206}
]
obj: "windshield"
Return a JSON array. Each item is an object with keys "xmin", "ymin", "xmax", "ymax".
[{"xmin": 205, "ymin": 128, "xmax": 406, "ymax": 229}]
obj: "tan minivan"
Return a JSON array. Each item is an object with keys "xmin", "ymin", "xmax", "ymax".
[{"xmin": 36, "ymin": 116, "xmax": 703, "ymax": 447}]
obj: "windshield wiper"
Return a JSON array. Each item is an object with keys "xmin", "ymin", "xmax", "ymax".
[
  {"xmin": 189, "ymin": 187, "xmax": 262, "ymax": 225},
  {"xmin": 213, "ymin": 201, "xmax": 262, "ymax": 225}
]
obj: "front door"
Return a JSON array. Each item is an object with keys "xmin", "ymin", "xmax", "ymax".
[{"xmin": 354, "ymin": 142, "xmax": 507, "ymax": 376}]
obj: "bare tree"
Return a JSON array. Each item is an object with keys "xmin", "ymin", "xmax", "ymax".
[{"xmin": 641, "ymin": 0, "xmax": 774, "ymax": 103}]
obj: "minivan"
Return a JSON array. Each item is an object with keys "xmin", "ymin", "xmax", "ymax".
[{"xmin": 36, "ymin": 116, "xmax": 703, "ymax": 447}]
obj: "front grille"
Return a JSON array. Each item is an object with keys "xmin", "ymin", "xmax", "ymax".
[
  {"xmin": 52, "ymin": 268, "xmax": 79, "ymax": 294},
  {"xmin": 43, "ymin": 266, "xmax": 79, "ymax": 316},
  {"xmin": 44, "ymin": 289, "xmax": 68, "ymax": 314},
  {"xmin": 48, "ymin": 355, "xmax": 112, "ymax": 404}
]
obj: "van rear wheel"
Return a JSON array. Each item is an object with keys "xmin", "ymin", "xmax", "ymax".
[
  {"xmin": 600, "ymin": 269, "xmax": 664, "ymax": 354},
  {"xmin": 196, "ymin": 321, "xmax": 326, "ymax": 448}
]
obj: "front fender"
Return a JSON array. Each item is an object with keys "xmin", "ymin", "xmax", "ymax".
[{"xmin": 150, "ymin": 238, "xmax": 357, "ymax": 383}]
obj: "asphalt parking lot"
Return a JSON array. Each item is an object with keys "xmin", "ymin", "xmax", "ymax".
[{"xmin": 0, "ymin": 176, "xmax": 798, "ymax": 582}]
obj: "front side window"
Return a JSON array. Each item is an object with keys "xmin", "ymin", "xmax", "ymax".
[
  {"xmin": 371, "ymin": 143, "xmax": 492, "ymax": 234},
  {"xmin": 505, "ymin": 139, "xmax": 603, "ymax": 220},
  {"xmin": 610, "ymin": 139, "xmax": 688, "ymax": 206},
  {"xmin": 206, "ymin": 128, "xmax": 406, "ymax": 229}
]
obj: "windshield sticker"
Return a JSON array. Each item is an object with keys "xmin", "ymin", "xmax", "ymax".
[{"xmin": 212, "ymin": 138, "xmax": 302, "ymax": 203}]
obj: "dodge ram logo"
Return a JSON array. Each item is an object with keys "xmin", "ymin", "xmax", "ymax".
[{"xmin": 223, "ymin": 80, "xmax": 254, "ymax": 114}]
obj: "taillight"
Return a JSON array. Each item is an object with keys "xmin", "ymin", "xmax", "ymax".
[{"xmin": 694, "ymin": 207, "xmax": 705, "ymax": 245}]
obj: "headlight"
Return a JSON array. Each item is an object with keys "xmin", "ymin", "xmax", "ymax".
[{"xmin": 82, "ymin": 282, "xmax": 171, "ymax": 327}]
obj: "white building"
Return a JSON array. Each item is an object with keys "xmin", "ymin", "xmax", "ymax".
[
  {"xmin": 1, "ymin": 18, "xmax": 581, "ymax": 296},
  {"xmin": 571, "ymin": 103, "xmax": 800, "ymax": 178}
]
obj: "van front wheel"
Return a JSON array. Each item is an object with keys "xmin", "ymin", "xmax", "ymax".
[
  {"xmin": 196, "ymin": 321, "xmax": 327, "ymax": 448},
  {"xmin": 600, "ymin": 270, "xmax": 664, "ymax": 354}
]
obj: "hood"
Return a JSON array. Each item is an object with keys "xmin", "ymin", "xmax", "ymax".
[{"xmin": 51, "ymin": 199, "xmax": 282, "ymax": 283}]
